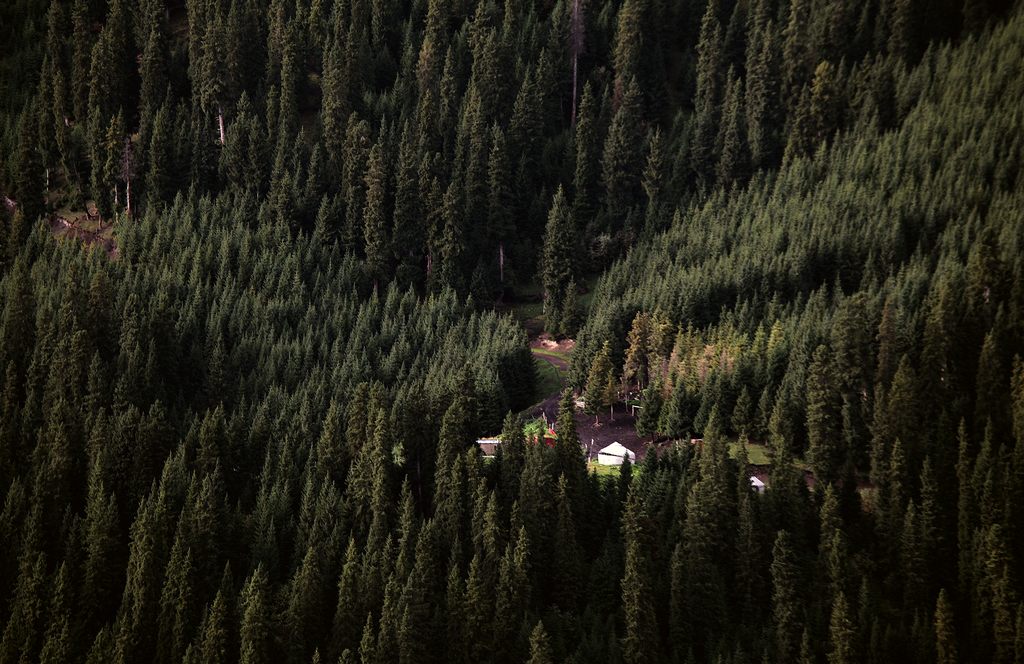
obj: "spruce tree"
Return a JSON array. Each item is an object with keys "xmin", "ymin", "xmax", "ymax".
[
  {"xmin": 601, "ymin": 78, "xmax": 645, "ymax": 225},
  {"xmin": 527, "ymin": 621, "xmax": 553, "ymax": 664},
  {"xmin": 828, "ymin": 592, "xmax": 856, "ymax": 664},
  {"xmin": 746, "ymin": 20, "xmax": 782, "ymax": 169},
  {"xmin": 585, "ymin": 342, "xmax": 615, "ymax": 424},
  {"xmin": 771, "ymin": 530, "xmax": 803, "ymax": 663},
  {"xmin": 486, "ymin": 125, "xmax": 514, "ymax": 286},
  {"xmin": 572, "ymin": 83, "xmax": 599, "ymax": 230},
  {"xmin": 13, "ymin": 106, "xmax": 46, "ymax": 225},
  {"xmin": 716, "ymin": 70, "xmax": 750, "ymax": 186},
  {"xmin": 363, "ymin": 141, "xmax": 389, "ymax": 284},
  {"xmin": 541, "ymin": 187, "xmax": 576, "ymax": 336},
  {"xmin": 692, "ymin": 0, "xmax": 724, "ymax": 187},
  {"xmin": 934, "ymin": 588, "xmax": 957, "ymax": 664},
  {"xmin": 146, "ymin": 102, "xmax": 174, "ymax": 206},
  {"xmin": 807, "ymin": 344, "xmax": 843, "ymax": 485},
  {"xmin": 621, "ymin": 537, "xmax": 658, "ymax": 664},
  {"xmin": 393, "ymin": 123, "xmax": 424, "ymax": 284}
]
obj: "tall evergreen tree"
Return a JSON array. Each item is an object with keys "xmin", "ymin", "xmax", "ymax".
[
  {"xmin": 602, "ymin": 78, "xmax": 645, "ymax": 225},
  {"xmin": 542, "ymin": 187, "xmax": 576, "ymax": 336}
]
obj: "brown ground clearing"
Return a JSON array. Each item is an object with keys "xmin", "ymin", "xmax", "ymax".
[
  {"xmin": 48, "ymin": 211, "xmax": 119, "ymax": 260},
  {"xmin": 527, "ymin": 334, "xmax": 653, "ymax": 461}
]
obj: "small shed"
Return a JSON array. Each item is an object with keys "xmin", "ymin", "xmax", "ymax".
[
  {"xmin": 597, "ymin": 442, "xmax": 636, "ymax": 466},
  {"xmin": 750, "ymin": 476, "xmax": 766, "ymax": 494},
  {"xmin": 476, "ymin": 438, "xmax": 502, "ymax": 457}
]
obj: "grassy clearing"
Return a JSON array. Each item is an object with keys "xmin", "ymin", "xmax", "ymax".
[
  {"xmin": 587, "ymin": 461, "xmax": 622, "ymax": 477},
  {"xmin": 512, "ymin": 300, "xmax": 544, "ymax": 321},
  {"xmin": 728, "ymin": 442, "xmax": 772, "ymax": 465},
  {"xmin": 533, "ymin": 356, "xmax": 563, "ymax": 402},
  {"xmin": 532, "ymin": 346, "xmax": 570, "ymax": 362}
]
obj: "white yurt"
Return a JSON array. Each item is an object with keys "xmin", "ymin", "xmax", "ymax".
[{"xmin": 597, "ymin": 442, "xmax": 636, "ymax": 466}]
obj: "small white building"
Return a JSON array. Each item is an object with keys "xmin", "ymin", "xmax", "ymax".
[
  {"xmin": 750, "ymin": 476, "xmax": 766, "ymax": 494},
  {"xmin": 597, "ymin": 442, "xmax": 636, "ymax": 466}
]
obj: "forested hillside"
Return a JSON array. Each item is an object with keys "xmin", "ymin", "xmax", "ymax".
[{"xmin": 0, "ymin": 0, "xmax": 1022, "ymax": 661}]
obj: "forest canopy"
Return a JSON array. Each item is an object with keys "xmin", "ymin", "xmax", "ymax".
[{"xmin": 0, "ymin": 0, "xmax": 1022, "ymax": 662}]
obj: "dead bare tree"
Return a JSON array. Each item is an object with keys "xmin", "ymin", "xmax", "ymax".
[
  {"xmin": 570, "ymin": 0, "xmax": 585, "ymax": 126},
  {"xmin": 120, "ymin": 135, "xmax": 135, "ymax": 219}
]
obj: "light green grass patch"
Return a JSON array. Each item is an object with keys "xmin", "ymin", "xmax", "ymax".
[
  {"xmin": 532, "ymin": 357, "xmax": 563, "ymax": 403},
  {"xmin": 531, "ymin": 346, "xmax": 570, "ymax": 362},
  {"xmin": 587, "ymin": 461, "xmax": 621, "ymax": 477},
  {"xmin": 728, "ymin": 442, "xmax": 772, "ymax": 465}
]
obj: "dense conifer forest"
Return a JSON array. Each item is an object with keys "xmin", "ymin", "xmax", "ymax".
[{"xmin": 0, "ymin": 0, "xmax": 1022, "ymax": 661}]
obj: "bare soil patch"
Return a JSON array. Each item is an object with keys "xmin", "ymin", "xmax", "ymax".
[{"xmin": 49, "ymin": 212, "xmax": 119, "ymax": 260}]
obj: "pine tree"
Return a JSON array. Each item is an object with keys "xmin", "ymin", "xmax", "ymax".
[
  {"xmin": 139, "ymin": 27, "xmax": 168, "ymax": 143},
  {"xmin": 828, "ymin": 591, "xmax": 856, "ymax": 664},
  {"xmin": 487, "ymin": 124, "xmax": 514, "ymax": 286},
  {"xmin": 621, "ymin": 538, "xmax": 657, "ymax": 664},
  {"xmin": 809, "ymin": 60, "xmax": 841, "ymax": 147},
  {"xmin": 889, "ymin": 0, "xmax": 920, "ymax": 64},
  {"xmin": 363, "ymin": 141, "xmax": 389, "ymax": 284},
  {"xmin": 782, "ymin": 0, "xmax": 812, "ymax": 107},
  {"xmin": 321, "ymin": 41, "xmax": 351, "ymax": 158},
  {"xmin": 746, "ymin": 20, "xmax": 782, "ymax": 169},
  {"xmin": 527, "ymin": 621, "xmax": 553, "ymax": 664},
  {"xmin": 807, "ymin": 344, "xmax": 843, "ymax": 485},
  {"xmin": 552, "ymin": 475, "xmax": 582, "ymax": 610},
  {"xmin": 934, "ymin": 588, "xmax": 957, "ymax": 664},
  {"xmin": 585, "ymin": 342, "xmax": 616, "ymax": 424},
  {"xmin": 156, "ymin": 536, "xmax": 197, "ymax": 664},
  {"xmin": 195, "ymin": 588, "xmax": 230, "ymax": 664},
  {"xmin": 83, "ymin": 462, "xmax": 123, "ymax": 630},
  {"xmin": 13, "ymin": 106, "xmax": 46, "ymax": 225},
  {"xmin": 542, "ymin": 187, "xmax": 576, "ymax": 336},
  {"xmin": 623, "ymin": 312, "xmax": 651, "ymax": 390},
  {"xmin": 602, "ymin": 78, "xmax": 645, "ymax": 225},
  {"xmin": 239, "ymin": 565, "xmax": 272, "ymax": 664},
  {"xmin": 716, "ymin": 69, "xmax": 750, "ymax": 186},
  {"xmin": 70, "ymin": 0, "xmax": 91, "ymax": 122},
  {"xmin": 143, "ymin": 101, "xmax": 174, "ymax": 209},
  {"xmin": 438, "ymin": 174, "xmax": 465, "ymax": 294},
  {"xmin": 572, "ymin": 83, "xmax": 599, "ymax": 230},
  {"xmin": 692, "ymin": 0, "xmax": 724, "ymax": 187},
  {"xmin": 772, "ymin": 530, "xmax": 803, "ymax": 662},
  {"xmin": 393, "ymin": 123, "xmax": 424, "ymax": 284},
  {"xmin": 341, "ymin": 115, "xmax": 372, "ymax": 253},
  {"xmin": 554, "ymin": 389, "xmax": 584, "ymax": 490},
  {"xmin": 613, "ymin": 0, "xmax": 647, "ymax": 87}
]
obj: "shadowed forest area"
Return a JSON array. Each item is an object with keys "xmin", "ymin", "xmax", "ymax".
[{"xmin": 0, "ymin": 0, "xmax": 1023, "ymax": 662}]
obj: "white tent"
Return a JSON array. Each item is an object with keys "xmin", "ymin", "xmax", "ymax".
[
  {"xmin": 597, "ymin": 442, "xmax": 636, "ymax": 466},
  {"xmin": 749, "ymin": 476, "xmax": 766, "ymax": 494}
]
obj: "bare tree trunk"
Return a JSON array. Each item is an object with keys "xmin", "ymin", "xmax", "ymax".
[
  {"xmin": 499, "ymin": 242, "xmax": 505, "ymax": 283},
  {"xmin": 121, "ymin": 136, "xmax": 134, "ymax": 219},
  {"xmin": 571, "ymin": 51, "xmax": 578, "ymax": 127},
  {"xmin": 217, "ymin": 104, "xmax": 226, "ymax": 146},
  {"xmin": 570, "ymin": 0, "xmax": 584, "ymax": 126}
]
